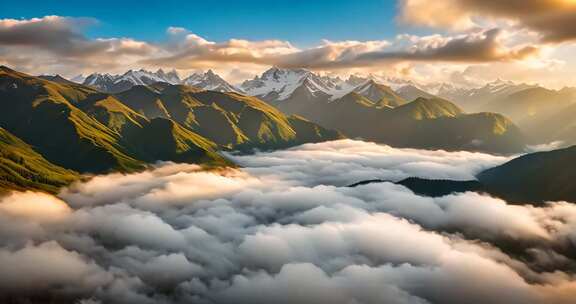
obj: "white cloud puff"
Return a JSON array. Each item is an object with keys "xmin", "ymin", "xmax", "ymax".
[{"xmin": 1, "ymin": 139, "xmax": 576, "ymax": 303}]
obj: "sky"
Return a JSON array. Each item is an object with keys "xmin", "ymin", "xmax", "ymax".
[
  {"xmin": 0, "ymin": 0, "xmax": 400, "ymax": 45},
  {"xmin": 1, "ymin": 0, "xmax": 576, "ymax": 87}
]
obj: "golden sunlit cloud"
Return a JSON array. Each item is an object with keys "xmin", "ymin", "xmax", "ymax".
[{"xmin": 0, "ymin": 191, "xmax": 71, "ymax": 222}]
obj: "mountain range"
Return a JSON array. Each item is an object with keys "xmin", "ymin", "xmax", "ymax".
[
  {"xmin": 82, "ymin": 69, "xmax": 242, "ymax": 94},
  {"xmin": 73, "ymin": 67, "xmax": 532, "ymax": 153},
  {"xmin": 238, "ymin": 68, "xmax": 576, "ymax": 148},
  {"xmin": 3, "ymin": 65, "xmax": 576, "ymax": 203},
  {"xmin": 432, "ymin": 80, "xmax": 576, "ymax": 145},
  {"xmin": 0, "ymin": 66, "xmax": 341, "ymax": 192},
  {"xmin": 78, "ymin": 67, "xmax": 576, "ymax": 147},
  {"xmin": 238, "ymin": 68, "xmax": 524, "ymax": 153}
]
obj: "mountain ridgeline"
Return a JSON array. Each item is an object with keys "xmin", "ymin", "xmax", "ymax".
[
  {"xmin": 477, "ymin": 145, "xmax": 576, "ymax": 203},
  {"xmin": 245, "ymin": 68, "xmax": 525, "ymax": 154},
  {"xmin": 350, "ymin": 146, "xmax": 576, "ymax": 205},
  {"xmin": 435, "ymin": 80, "xmax": 576, "ymax": 146},
  {"xmin": 0, "ymin": 66, "xmax": 341, "ymax": 192}
]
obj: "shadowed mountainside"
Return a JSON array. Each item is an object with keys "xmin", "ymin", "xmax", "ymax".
[
  {"xmin": 477, "ymin": 145, "xmax": 576, "ymax": 203},
  {"xmin": 0, "ymin": 127, "xmax": 78, "ymax": 193},
  {"xmin": 350, "ymin": 145, "xmax": 576, "ymax": 204}
]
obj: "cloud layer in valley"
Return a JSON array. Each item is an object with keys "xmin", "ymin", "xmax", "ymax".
[{"xmin": 2, "ymin": 139, "xmax": 576, "ymax": 303}]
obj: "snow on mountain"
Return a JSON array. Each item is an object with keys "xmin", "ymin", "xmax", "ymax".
[
  {"xmin": 70, "ymin": 74, "xmax": 86, "ymax": 84},
  {"xmin": 182, "ymin": 70, "xmax": 242, "ymax": 93},
  {"xmin": 78, "ymin": 66, "xmax": 550, "ymax": 112},
  {"xmin": 241, "ymin": 67, "xmax": 356, "ymax": 102},
  {"xmin": 349, "ymin": 80, "xmax": 406, "ymax": 107},
  {"xmin": 83, "ymin": 69, "xmax": 182, "ymax": 93},
  {"xmin": 434, "ymin": 79, "xmax": 539, "ymax": 110},
  {"xmin": 83, "ymin": 68, "xmax": 242, "ymax": 94},
  {"xmin": 83, "ymin": 73, "xmax": 118, "ymax": 92},
  {"xmin": 116, "ymin": 69, "xmax": 181, "ymax": 86},
  {"xmin": 156, "ymin": 69, "xmax": 181, "ymax": 84},
  {"xmin": 241, "ymin": 67, "xmax": 311, "ymax": 101}
]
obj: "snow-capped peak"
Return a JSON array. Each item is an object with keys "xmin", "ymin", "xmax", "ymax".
[
  {"xmin": 155, "ymin": 68, "xmax": 181, "ymax": 84},
  {"xmin": 70, "ymin": 74, "xmax": 86, "ymax": 84},
  {"xmin": 241, "ymin": 67, "xmax": 356, "ymax": 102},
  {"xmin": 84, "ymin": 73, "xmax": 116, "ymax": 86},
  {"xmin": 182, "ymin": 70, "xmax": 242, "ymax": 93},
  {"xmin": 116, "ymin": 69, "xmax": 181, "ymax": 86},
  {"xmin": 82, "ymin": 68, "xmax": 190, "ymax": 93},
  {"xmin": 82, "ymin": 67, "xmax": 242, "ymax": 93}
]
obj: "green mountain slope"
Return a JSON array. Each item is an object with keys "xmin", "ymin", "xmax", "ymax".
[
  {"xmin": 351, "ymin": 145, "xmax": 576, "ymax": 204},
  {"xmin": 0, "ymin": 66, "xmax": 145, "ymax": 172},
  {"xmin": 281, "ymin": 92, "xmax": 524, "ymax": 153},
  {"xmin": 127, "ymin": 118, "xmax": 232, "ymax": 166},
  {"xmin": 391, "ymin": 112, "xmax": 524, "ymax": 153},
  {"xmin": 477, "ymin": 145, "xmax": 576, "ymax": 203},
  {"xmin": 392, "ymin": 97, "xmax": 463, "ymax": 120},
  {"xmin": 115, "ymin": 86, "xmax": 342, "ymax": 149},
  {"xmin": 0, "ymin": 66, "xmax": 341, "ymax": 189},
  {"xmin": 115, "ymin": 85, "xmax": 172, "ymax": 119},
  {"xmin": 76, "ymin": 93, "xmax": 149, "ymax": 135},
  {"xmin": 0, "ymin": 66, "xmax": 228, "ymax": 174},
  {"xmin": 0, "ymin": 127, "xmax": 78, "ymax": 194},
  {"xmin": 354, "ymin": 80, "xmax": 406, "ymax": 108}
]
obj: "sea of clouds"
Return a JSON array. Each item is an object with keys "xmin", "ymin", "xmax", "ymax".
[{"xmin": 1, "ymin": 139, "xmax": 576, "ymax": 304}]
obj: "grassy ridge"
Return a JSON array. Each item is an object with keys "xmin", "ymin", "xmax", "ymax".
[
  {"xmin": 0, "ymin": 127, "xmax": 78, "ymax": 194},
  {"xmin": 0, "ymin": 66, "xmax": 341, "ymax": 193}
]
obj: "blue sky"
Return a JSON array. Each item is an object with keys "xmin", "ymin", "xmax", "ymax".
[{"xmin": 0, "ymin": 0, "xmax": 402, "ymax": 46}]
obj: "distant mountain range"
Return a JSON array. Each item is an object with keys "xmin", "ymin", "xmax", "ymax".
[
  {"xmin": 3, "ymin": 64, "xmax": 574, "ymax": 205},
  {"xmin": 240, "ymin": 67, "xmax": 355, "ymax": 102},
  {"xmin": 431, "ymin": 80, "xmax": 576, "ymax": 145},
  {"xmin": 4, "ymin": 65, "xmax": 576, "ymax": 202},
  {"xmin": 69, "ymin": 67, "xmax": 529, "ymax": 153},
  {"xmin": 239, "ymin": 68, "xmax": 576, "ymax": 148},
  {"xmin": 82, "ymin": 69, "xmax": 242, "ymax": 94},
  {"xmin": 77, "ymin": 67, "xmax": 576, "ymax": 145},
  {"xmin": 239, "ymin": 67, "xmax": 420, "ymax": 103},
  {"xmin": 69, "ymin": 66, "xmax": 576, "ymax": 149},
  {"xmin": 433, "ymin": 79, "xmax": 539, "ymax": 110},
  {"xmin": 237, "ymin": 68, "xmax": 525, "ymax": 153}
]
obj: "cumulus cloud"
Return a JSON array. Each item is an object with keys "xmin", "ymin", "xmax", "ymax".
[
  {"xmin": 0, "ymin": 16, "xmax": 157, "ymax": 75},
  {"xmin": 354, "ymin": 29, "xmax": 539, "ymax": 63},
  {"xmin": 146, "ymin": 28, "xmax": 536, "ymax": 70},
  {"xmin": 0, "ymin": 15, "xmax": 545, "ymax": 78},
  {"xmin": 400, "ymin": 0, "xmax": 576, "ymax": 43},
  {"xmin": 2, "ymin": 139, "xmax": 576, "ymax": 303},
  {"xmin": 0, "ymin": 191, "xmax": 71, "ymax": 222}
]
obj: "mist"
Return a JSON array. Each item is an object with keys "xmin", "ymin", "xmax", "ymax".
[{"xmin": 1, "ymin": 139, "xmax": 576, "ymax": 304}]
